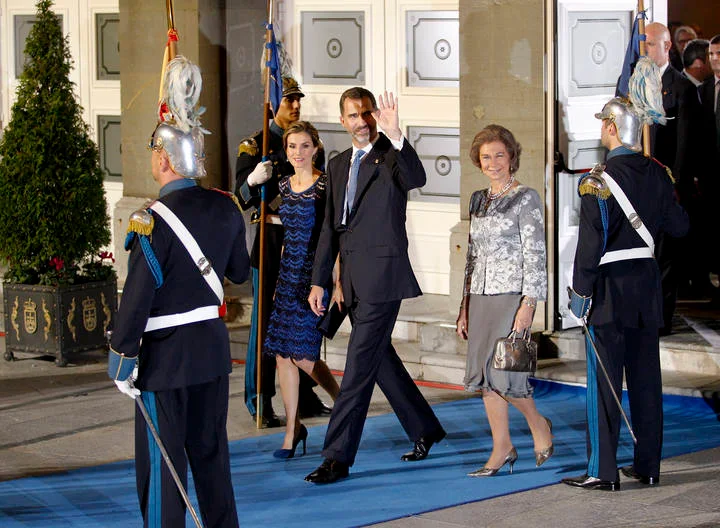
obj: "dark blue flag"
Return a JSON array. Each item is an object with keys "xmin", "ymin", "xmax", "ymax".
[
  {"xmin": 616, "ymin": 11, "xmax": 646, "ymax": 98},
  {"xmin": 265, "ymin": 23, "xmax": 283, "ymax": 115}
]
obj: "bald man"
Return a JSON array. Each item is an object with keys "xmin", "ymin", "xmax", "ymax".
[{"xmin": 645, "ymin": 22, "xmax": 703, "ymax": 329}]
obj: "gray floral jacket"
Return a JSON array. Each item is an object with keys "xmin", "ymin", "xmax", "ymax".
[{"xmin": 462, "ymin": 184, "xmax": 547, "ymax": 300}]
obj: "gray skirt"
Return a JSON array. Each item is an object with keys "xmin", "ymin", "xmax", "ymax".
[{"xmin": 463, "ymin": 293, "xmax": 534, "ymax": 398}]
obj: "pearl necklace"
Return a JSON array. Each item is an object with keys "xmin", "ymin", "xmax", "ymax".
[{"xmin": 487, "ymin": 175, "xmax": 515, "ymax": 200}]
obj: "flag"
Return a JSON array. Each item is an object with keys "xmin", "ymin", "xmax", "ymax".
[
  {"xmin": 616, "ymin": 11, "xmax": 646, "ymax": 98},
  {"xmin": 158, "ymin": 28, "xmax": 179, "ymax": 122},
  {"xmin": 265, "ymin": 23, "xmax": 283, "ymax": 115}
]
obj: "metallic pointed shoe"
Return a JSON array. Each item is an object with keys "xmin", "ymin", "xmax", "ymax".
[
  {"xmin": 561, "ymin": 473, "xmax": 620, "ymax": 491},
  {"xmin": 468, "ymin": 447, "xmax": 518, "ymax": 477},
  {"xmin": 620, "ymin": 465, "xmax": 659, "ymax": 486},
  {"xmin": 535, "ymin": 416, "xmax": 554, "ymax": 467}
]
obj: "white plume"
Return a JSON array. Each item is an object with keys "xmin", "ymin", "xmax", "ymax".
[
  {"xmin": 162, "ymin": 55, "xmax": 207, "ymax": 133},
  {"xmin": 628, "ymin": 57, "xmax": 667, "ymax": 126}
]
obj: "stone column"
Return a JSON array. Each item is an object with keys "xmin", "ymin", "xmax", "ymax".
[
  {"xmin": 115, "ymin": 0, "xmax": 265, "ymax": 282},
  {"xmin": 452, "ymin": 0, "xmax": 546, "ymax": 323}
]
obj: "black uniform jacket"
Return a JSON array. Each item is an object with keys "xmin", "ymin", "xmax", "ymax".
[
  {"xmin": 311, "ymin": 133, "xmax": 424, "ymax": 304},
  {"xmin": 234, "ymin": 121, "xmax": 326, "ymax": 268},
  {"xmin": 573, "ymin": 151, "xmax": 689, "ymax": 328},
  {"xmin": 111, "ymin": 185, "xmax": 249, "ymax": 391}
]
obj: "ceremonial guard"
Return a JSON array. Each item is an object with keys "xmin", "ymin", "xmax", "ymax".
[
  {"xmin": 108, "ymin": 56, "xmax": 248, "ymax": 527},
  {"xmin": 235, "ymin": 77, "xmax": 329, "ymax": 425},
  {"xmin": 562, "ymin": 90, "xmax": 689, "ymax": 491}
]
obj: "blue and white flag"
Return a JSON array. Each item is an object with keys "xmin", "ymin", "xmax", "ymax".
[{"xmin": 616, "ymin": 11, "xmax": 647, "ymax": 98}]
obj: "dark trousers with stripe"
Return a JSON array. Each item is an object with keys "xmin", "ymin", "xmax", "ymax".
[
  {"xmin": 321, "ymin": 299, "xmax": 444, "ymax": 466},
  {"xmin": 135, "ymin": 376, "xmax": 239, "ymax": 528},
  {"xmin": 585, "ymin": 324, "xmax": 663, "ymax": 481}
]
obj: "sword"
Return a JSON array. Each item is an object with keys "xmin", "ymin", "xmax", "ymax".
[
  {"xmin": 136, "ymin": 396, "xmax": 204, "ymax": 528},
  {"xmin": 578, "ymin": 317, "xmax": 638, "ymax": 445}
]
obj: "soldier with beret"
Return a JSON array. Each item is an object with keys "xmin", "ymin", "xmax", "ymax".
[
  {"xmin": 562, "ymin": 95, "xmax": 688, "ymax": 492},
  {"xmin": 235, "ymin": 77, "xmax": 329, "ymax": 426},
  {"xmin": 108, "ymin": 56, "xmax": 248, "ymax": 527}
]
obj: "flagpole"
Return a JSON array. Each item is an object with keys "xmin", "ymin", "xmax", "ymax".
[
  {"xmin": 256, "ymin": 0, "xmax": 274, "ymax": 430},
  {"xmin": 636, "ymin": 0, "xmax": 651, "ymax": 157}
]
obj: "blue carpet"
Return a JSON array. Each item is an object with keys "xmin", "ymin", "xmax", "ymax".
[{"xmin": 1, "ymin": 380, "xmax": 719, "ymax": 527}]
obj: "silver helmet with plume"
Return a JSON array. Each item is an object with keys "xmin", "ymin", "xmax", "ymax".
[
  {"xmin": 595, "ymin": 57, "xmax": 667, "ymax": 153},
  {"xmin": 149, "ymin": 55, "xmax": 209, "ymax": 178}
]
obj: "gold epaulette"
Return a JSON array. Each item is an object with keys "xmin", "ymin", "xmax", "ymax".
[
  {"xmin": 651, "ymin": 157, "xmax": 675, "ymax": 184},
  {"xmin": 578, "ymin": 164, "xmax": 611, "ymax": 200},
  {"xmin": 211, "ymin": 188, "xmax": 242, "ymax": 211},
  {"xmin": 237, "ymin": 135, "xmax": 259, "ymax": 157},
  {"xmin": 127, "ymin": 208, "xmax": 154, "ymax": 236}
]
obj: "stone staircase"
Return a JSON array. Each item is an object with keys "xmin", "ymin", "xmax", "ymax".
[{"xmin": 228, "ymin": 287, "xmax": 720, "ymax": 398}]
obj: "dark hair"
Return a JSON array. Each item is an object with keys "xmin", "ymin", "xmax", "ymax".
[
  {"xmin": 469, "ymin": 124, "xmax": 522, "ymax": 173},
  {"xmin": 683, "ymin": 39, "xmax": 709, "ymax": 68},
  {"xmin": 283, "ymin": 121, "xmax": 320, "ymax": 151},
  {"xmin": 711, "ymin": 34, "xmax": 720, "ymax": 46},
  {"xmin": 339, "ymin": 87, "xmax": 376, "ymax": 116}
]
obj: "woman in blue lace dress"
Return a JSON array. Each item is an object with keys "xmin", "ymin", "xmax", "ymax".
[{"xmin": 264, "ymin": 121, "xmax": 340, "ymax": 458}]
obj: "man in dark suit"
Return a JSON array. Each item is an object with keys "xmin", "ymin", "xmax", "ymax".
[
  {"xmin": 645, "ymin": 22, "xmax": 700, "ymax": 329},
  {"xmin": 698, "ymin": 35, "xmax": 720, "ymax": 288},
  {"xmin": 234, "ymin": 77, "xmax": 330, "ymax": 426},
  {"xmin": 562, "ymin": 97, "xmax": 689, "ymax": 492},
  {"xmin": 304, "ymin": 87, "xmax": 446, "ymax": 484}
]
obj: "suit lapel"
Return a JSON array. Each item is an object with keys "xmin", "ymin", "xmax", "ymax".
[
  {"xmin": 332, "ymin": 149, "xmax": 352, "ymax": 224},
  {"xmin": 351, "ymin": 134, "xmax": 389, "ymax": 212}
]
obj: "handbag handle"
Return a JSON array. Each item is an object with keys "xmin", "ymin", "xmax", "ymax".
[{"xmin": 508, "ymin": 329, "xmax": 532, "ymax": 343}]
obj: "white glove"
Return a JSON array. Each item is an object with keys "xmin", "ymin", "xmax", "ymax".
[
  {"xmin": 247, "ymin": 161, "xmax": 273, "ymax": 186},
  {"xmin": 114, "ymin": 365, "xmax": 140, "ymax": 399}
]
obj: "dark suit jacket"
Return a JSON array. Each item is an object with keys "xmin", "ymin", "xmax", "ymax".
[
  {"xmin": 650, "ymin": 65, "xmax": 698, "ymax": 191},
  {"xmin": 699, "ymin": 77, "xmax": 720, "ymax": 193},
  {"xmin": 573, "ymin": 153, "xmax": 689, "ymax": 328},
  {"xmin": 312, "ymin": 133, "xmax": 425, "ymax": 303}
]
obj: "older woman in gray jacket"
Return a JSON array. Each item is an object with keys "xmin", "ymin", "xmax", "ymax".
[{"xmin": 456, "ymin": 124, "xmax": 553, "ymax": 477}]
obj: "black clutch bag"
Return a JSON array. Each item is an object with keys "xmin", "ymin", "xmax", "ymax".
[
  {"xmin": 317, "ymin": 303, "xmax": 347, "ymax": 339},
  {"xmin": 492, "ymin": 330, "xmax": 537, "ymax": 373}
]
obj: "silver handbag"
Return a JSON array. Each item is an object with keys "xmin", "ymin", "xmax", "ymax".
[{"xmin": 492, "ymin": 330, "xmax": 537, "ymax": 373}]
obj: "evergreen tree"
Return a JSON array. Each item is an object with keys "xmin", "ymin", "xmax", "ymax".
[{"xmin": 0, "ymin": 0, "xmax": 111, "ymax": 285}]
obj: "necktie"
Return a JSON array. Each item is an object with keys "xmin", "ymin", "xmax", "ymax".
[{"xmin": 346, "ymin": 150, "xmax": 366, "ymax": 217}]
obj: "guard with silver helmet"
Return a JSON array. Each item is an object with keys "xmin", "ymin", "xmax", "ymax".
[
  {"xmin": 562, "ymin": 59, "xmax": 689, "ymax": 492},
  {"xmin": 107, "ymin": 55, "xmax": 249, "ymax": 526}
]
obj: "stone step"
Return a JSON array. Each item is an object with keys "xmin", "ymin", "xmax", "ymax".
[
  {"xmin": 229, "ymin": 292, "xmax": 720, "ymax": 393},
  {"xmin": 544, "ymin": 324, "xmax": 720, "ymax": 378}
]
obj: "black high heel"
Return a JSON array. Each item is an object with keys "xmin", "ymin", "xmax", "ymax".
[
  {"xmin": 273, "ymin": 424, "xmax": 308, "ymax": 459},
  {"xmin": 467, "ymin": 447, "xmax": 518, "ymax": 477},
  {"xmin": 535, "ymin": 416, "xmax": 554, "ymax": 467}
]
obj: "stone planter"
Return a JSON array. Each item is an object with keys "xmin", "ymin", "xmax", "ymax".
[{"xmin": 3, "ymin": 279, "xmax": 117, "ymax": 366}]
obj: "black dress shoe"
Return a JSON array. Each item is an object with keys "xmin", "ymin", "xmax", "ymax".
[
  {"xmin": 400, "ymin": 429, "xmax": 447, "ymax": 462},
  {"xmin": 298, "ymin": 401, "xmax": 333, "ymax": 419},
  {"xmin": 620, "ymin": 465, "xmax": 659, "ymax": 485},
  {"xmin": 251, "ymin": 412, "xmax": 286, "ymax": 428},
  {"xmin": 304, "ymin": 458, "xmax": 349, "ymax": 484},
  {"xmin": 561, "ymin": 473, "xmax": 620, "ymax": 491}
]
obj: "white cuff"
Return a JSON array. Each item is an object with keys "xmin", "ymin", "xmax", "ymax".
[{"xmin": 389, "ymin": 135, "xmax": 405, "ymax": 151}]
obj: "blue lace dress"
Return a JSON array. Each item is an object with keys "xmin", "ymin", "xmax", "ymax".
[{"xmin": 264, "ymin": 174, "xmax": 328, "ymax": 361}]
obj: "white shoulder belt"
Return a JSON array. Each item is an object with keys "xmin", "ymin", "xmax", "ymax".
[
  {"xmin": 598, "ymin": 172, "xmax": 654, "ymax": 266},
  {"xmin": 143, "ymin": 201, "xmax": 225, "ymax": 332}
]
